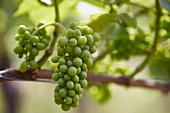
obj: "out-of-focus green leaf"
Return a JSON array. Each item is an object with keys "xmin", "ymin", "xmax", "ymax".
[
  {"xmin": 88, "ymin": 13, "xmax": 116, "ymax": 32},
  {"xmin": 83, "ymin": 0, "xmax": 104, "ymax": 7},
  {"xmin": 117, "ymin": 13, "xmax": 137, "ymax": 27},
  {"xmin": 37, "ymin": 0, "xmax": 52, "ymax": 6},
  {"xmin": 159, "ymin": 0, "xmax": 170, "ymax": 12}
]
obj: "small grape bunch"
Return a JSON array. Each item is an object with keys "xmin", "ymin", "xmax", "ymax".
[
  {"xmin": 13, "ymin": 21, "xmax": 51, "ymax": 73},
  {"xmin": 51, "ymin": 23, "xmax": 100, "ymax": 111}
]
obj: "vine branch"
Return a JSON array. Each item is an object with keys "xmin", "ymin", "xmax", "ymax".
[{"xmin": 0, "ymin": 69, "xmax": 170, "ymax": 94}]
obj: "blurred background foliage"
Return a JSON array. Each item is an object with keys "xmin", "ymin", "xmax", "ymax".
[{"xmin": 0, "ymin": 0, "xmax": 170, "ymax": 113}]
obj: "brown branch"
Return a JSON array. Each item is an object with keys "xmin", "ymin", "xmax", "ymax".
[{"xmin": 0, "ymin": 69, "xmax": 170, "ymax": 94}]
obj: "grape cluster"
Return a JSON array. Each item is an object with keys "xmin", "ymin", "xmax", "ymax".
[
  {"xmin": 13, "ymin": 21, "xmax": 51, "ymax": 73},
  {"xmin": 51, "ymin": 23, "xmax": 100, "ymax": 111}
]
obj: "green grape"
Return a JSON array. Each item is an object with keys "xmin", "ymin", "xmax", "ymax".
[
  {"xmin": 59, "ymin": 88, "xmax": 67, "ymax": 97},
  {"xmin": 38, "ymin": 29, "xmax": 46, "ymax": 36},
  {"xmin": 80, "ymin": 50, "xmax": 91, "ymax": 60},
  {"xmin": 77, "ymin": 67, "xmax": 81, "ymax": 74},
  {"xmin": 18, "ymin": 54, "xmax": 23, "ymax": 58},
  {"xmin": 59, "ymin": 58, "xmax": 66, "ymax": 65},
  {"xmin": 61, "ymin": 102, "xmax": 71, "ymax": 111},
  {"xmin": 55, "ymin": 98, "xmax": 63, "ymax": 105},
  {"xmin": 71, "ymin": 102, "xmax": 79, "ymax": 108},
  {"xmin": 67, "ymin": 29, "xmax": 74, "ymax": 38},
  {"xmin": 54, "ymin": 85, "xmax": 61, "ymax": 92},
  {"xmin": 15, "ymin": 34, "xmax": 21, "ymax": 41},
  {"xmin": 79, "ymin": 79, "xmax": 88, "ymax": 88},
  {"xmin": 30, "ymin": 36, "xmax": 39, "ymax": 44},
  {"xmin": 84, "ymin": 58, "xmax": 93, "ymax": 67},
  {"xmin": 30, "ymin": 48, "xmax": 39, "ymax": 56},
  {"xmin": 52, "ymin": 73, "xmax": 60, "ymax": 81},
  {"xmin": 65, "ymin": 96, "xmax": 72, "ymax": 104},
  {"xmin": 66, "ymin": 81, "xmax": 74, "ymax": 89},
  {"xmin": 72, "ymin": 94, "xmax": 79, "ymax": 102},
  {"xmin": 73, "ymin": 57, "xmax": 82, "ymax": 67},
  {"xmin": 58, "ymin": 37, "xmax": 68, "ymax": 47},
  {"xmin": 78, "ymin": 94, "xmax": 82, "ymax": 99},
  {"xmin": 57, "ymin": 46, "xmax": 64, "ymax": 56},
  {"xmin": 54, "ymin": 92, "xmax": 62, "ymax": 100},
  {"xmin": 76, "ymin": 88, "xmax": 83, "ymax": 94},
  {"xmin": 75, "ymin": 26, "xmax": 82, "ymax": 30},
  {"xmin": 74, "ymin": 83, "xmax": 81, "ymax": 91},
  {"xmin": 69, "ymin": 22, "xmax": 77, "ymax": 29},
  {"xmin": 60, "ymin": 65, "xmax": 68, "ymax": 73},
  {"xmin": 22, "ymin": 31, "xmax": 31, "ymax": 39},
  {"xmin": 77, "ymin": 36, "xmax": 87, "ymax": 45},
  {"xmin": 14, "ymin": 46, "xmax": 24, "ymax": 54},
  {"xmin": 25, "ymin": 43, "xmax": 32, "ymax": 51},
  {"xmin": 83, "ymin": 45, "xmax": 89, "ymax": 50},
  {"xmin": 27, "ymin": 27, "xmax": 36, "ymax": 34},
  {"xmin": 58, "ymin": 78, "xmax": 66, "ymax": 87},
  {"xmin": 73, "ymin": 46, "xmax": 81, "ymax": 56},
  {"xmin": 37, "ymin": 21, "xmax": 45, "ymax": 27},
  {"xmin": 89, "ymin": 45, "xmax": 97, "ymax": 54},
  {"xmin": 51, "ymin": 56, "xmax": 60, "ymax": 63},
  {"xmin": 86, "ymin": 35, "xmax": 94, "ymax": 45},
  {"xmin": 43, "ymin": 35, "xmax": 51, "ymax": 41},
  {"xmin": 81, "ymin": 63, "xmax": 88, "ymax": 72},
  {"xmin": 72, "ymin": 75, "xmax": 79, "ymax": 83},
  {"xmin": 64, "ymin": 74, "xmax": 71, "ymax": 81},
  {"xmin": 93, "ymin": 32, "xmax": 100, "ymax": 42},
  {"xmin": 41, "ymin": 38, "xmax": 49, "ymax": 47},
  {"xmin": 68, "ymin": 67, "xmax": 77, "ymax": 76},
  {"xmin": 81, "ymin": 26, "xmax": 91, "ymax": 35},
  {"xmin": 66, "ymin": 61, "xmax": 73, "ymax": 67},
  {"xmin": 79, "ymin": 71, "xmax": 87, "ymax": 79},
  {"xmin": 65, "ymin": 45, "xmax": 73, "ymax": 53},
  {"xmin": 36, "ymin": 42, "xmax": 46, "ymax": 50},
  {"xmin": 18, "ymin": 25, "xmax": 27, "ymax": 34},
  {"xmin": 29, "ymin": 60, "xmax": 38, "ymax": 69},
  {"xmin": 19, "ymin": 61, "xmax": 28, "ymax": 73},
  {"xmin": 59, "ymin": 72, "xmax": 65, "ymax": 78},
  {"xmin": 68, "ymin": 90, "xmax": 76, "ymax": 97},
  {"xmin": 73, "ymin": 29, "xmax": 82, "ymax": 38},
  {"xmin": 69, "ymin": 38, "xmax": 77, "ymax": 46}
]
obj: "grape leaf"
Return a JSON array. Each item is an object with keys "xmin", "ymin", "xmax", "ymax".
[
  {"xmin": 159, "ymin": 0, "xmax": 170, "ymax": 12},
  {"xmin": 88, "ymin": 13, "xmax": 116, "ymax": 32}
]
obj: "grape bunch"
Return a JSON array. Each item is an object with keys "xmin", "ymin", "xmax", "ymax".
[
  {"xmin": 51, "ymin": 23, "xmax": 100, "ymax": 111},
  {"xmin": 13, "ymin": 21, "xmax": 51, "ymax": 73}
]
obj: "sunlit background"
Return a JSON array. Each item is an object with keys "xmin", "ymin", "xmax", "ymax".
[{"xmin": 0, "ymin": 0, "xmax": 170, "ymax": 113}]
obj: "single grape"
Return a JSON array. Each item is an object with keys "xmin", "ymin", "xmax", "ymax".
[
  {"xmin": 41, "ymin": 38, "xmax": 49, "ymax": 47},
  {"xmin": 73, "ymin": 29, "xmax": 82, "ymax": 38},
  {"xmin": 61, "ymin": 102, "xmax": 71, "ymax": 111},
  {"xmin": 19, "ymin": 61, "xmax": 28, "ymax": 73},
  {"xmin": 84, "ymin": 58, "xmax": 93, "ymax": 67},
  {"xmin": 18, "ymin": 25, "xmax": 27, "ymax": 34},
  {"xmin": 73, "ymin": 46, "xmax": 81, "ymax": 56},
  {"xmin": 67, "ymin": 29, "xmax": 74, "ymax": 38},
  {"xmin": 83, "ymin": 45, "xmax": 89, "ymax": 50},
  {"xmin": 55, "ymin": 98, "xmax": 63, "ymax": 105},
  {"xmin": 81, "ymin": 63, "xmax": 88, "ymax": 72},
  {"xmin": 81, "ymin": 26, "xmax": 91, "ymax": 36},
  {"xmin": 30, "ymin": 48, "xmax": 39, "ymax": 56},
  {"xmin": 64, "ymin": 74, "xmax": 71, "ymax": 81},
  {"xmin": 67, "ymin": 67, "xmax": 77, "ymax": 76},
  {"xmin": 43, "ymin": 35, "xmax": 51, "ymax": 41},
  {"xmin": 77, "ymin": 67, "xmax": 81, "ymax": 74},
  {"xmin": 15, "ymin": 34, "xmax": 21, "ymax": 41},
  {"xmin": 25, "ymin": 43, "xmax": 32, "ymax": 51},
  {"xmin": 74, "ymin": 83, "xmax": 81, "ymax": 91},
  {"xmin": 59, "ymin": 88, "xmax": 67, "ymax": 97},
  {"xmin": 38, "ymin": 29, "xmax": 46, "ymax": 36},
  {"xmin": 69, "ymin": 38, "xmax": 77, "ymax": 46},
  {"xmin": 37, "ymin": 21, "xmax": 45, "ymax": 27},
  {"xmin": 66, "ymin": 61, "xmax": 73, "ymax": 67},
  {"xmin": 73, "ymin": 57, "xmax": 82, "ymax": 67},
  {"xmin": 93, "ymin": 32, "xmax": 100, "ymax": 42},
  {"xmin": 59, "ymin": 58, "xmax": 66, "ymax": 65},
  {"xmin": 86, "ymin": 35, "xmax": 94, "ymax": 45},
  {"xmin": 65, "ymin": 96, "xmax": 72, "ymax": 104},
  {"xmin": 59, "ymin": 72, "xmax": 65, "ymax": 78},
  {"xmin": 51, "ymin": 56, "xmax": 60, "ymax": 63},
  {"xmin": 79, "ymin": 71, "xmax": 87, "ymax": 79},
  {"xmin": 29, "ymin": 60, "xmax": 38, "ymax": 69},
  {"xmin": 66, "ymin": 81, "xmax": 74, "ymax": 89},
  {"xmin": 72, "ymin": 75, "xmax": 79, "ymax": 83},
  {"xmin": 80, "ymin": 50, "xmax": 91, "ymax": 60},
  {"xmin": 69, "ymin": 22, "xmax": 77, "ymax": 29},
  {"xmin": 72, "ymin": 94, "xmax": 79, "ymax": 102},
  {"xmin": 57, "ymin": 46, "xmax": 64, "ymax": 56},
  {"xmin": 79, "ymin": 79, "xmax": 88, "ymax": 88},
  {"xmin": 54, "ymin": 85, "xmax": 61, "ymax": 92},
  {"xmin": 58, "ymin": 37, "xmax": 68, "ymax": 47},
  {"xmin": 30, "ymin": 36, "xmax": 39, "ymax": 44},
  {"xmin": 77, "ymin": 36, "xmax": 87, "ymax": 45},
  {"xmin": 54, "ymin": 92, "xmax": 62, "ymax": 100},
  {"xmin": 36, "ymin": 42, "xmax": 46, "ymax": 50},
  {"xmin": 76, "ymin": 88, "xmax": 83, "ymax": 94},
  {"xmin": 71, "ymin": 102, "xmax": 79, "ymax": 108},
  {"xmin": 52, "ymin": 73, "xmax": 60, "ymax": 81},
  {"xmin": 22, "ymin": 31, "xmax": 31, "ymax": 39},
  {"xmin": 65, "ymin": 45, "xmax": 73, "ymax": 53},
  {"xmin": 13, "ymin": 46, "xmax": 24, "ymax": 54},
  {"xmin": 58, "ymin": 78, "xmax": 66, "ymax": 87},
  {"xmin": 89, "ymin": 45, "xmax": 97, "ymax": 54},
  {"xmin": 60, "ymin": 65, "xmax": 68, "ymax": 73},
  {"xmin": 68, "ymin": 89, "xmax": 76, "ymax": 97}
]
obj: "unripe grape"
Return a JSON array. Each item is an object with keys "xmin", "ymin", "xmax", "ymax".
[
  {"xmin": 73, "ymin": 29, "xmax": 82, "ymax": 38},
  {"xmin": 86, "ymin": 35, "xmax": 94, "ymax": 45},
  {"xmin": 76, "ymin": 88, "xmax": 83, "ymax": 94},
  {"xmin": 79, "ymin": 71, "xmax": 87, "ymax": 79},
  {"xmin": 69, "ymin": 38, "xmax": 77, "ymax": 46},
  {"xmin": 64, "ymin": 74, "xmax": 71, "ymax": 81},
  {"xmin": 67, "ymin": 29, "xmax": 74, "ymax": 38},
  {"xmin": 66, "ymin": 61, "xmax": 73, "ymax": 67},
  {"xmin": 72, "ymin": 94, "xmax": 79, "ymax": 102},
  {"xmin": 51, "ymin": 56, "xmax": 60, "ymax": 63},
  {"xmin": 84, "ymin": 58, "xmax": 93, "ymax": 67},
  {"xmin": 38, "ymin": 29, "xmax": 46, "ymax": 36},
  {"xmin": 15, "ymin": 34, "xmax": 21, "ymax": 41},
  {"xmin": 73, "ymin": 57, "xmax": 82, "ymax": 67},
  {"xmin": 72, "ymin": 75, "xmax": 79, "ymax": 83},
  {"xmin": 61, "ymin": 102, "xmax": 71, "ymax": 111},
  {"xmin": 77, "ymin": 36, "xmax": 87, "ymax": 45},
  {"xmin": 30, "ymin": 36, "xmax": 39, "ymax": 44},
  {"xmin": 93, "ymin": 32, "xmax": 100, "ymax": 42},
  {"xmin": 59, "ymin": 72, "xmax": 65, "ymax": 78},
  {"xmin": 83, "ymin": 45, "xmax": 89, "ymax": 50},
  {"xmin": 14, "ymin": 46, "xmax": 24, "ymax": 54},
  {"xmin": 74, "ymin": 83, "xmax": 81, "ymax": 91},
  {"xmin": 52, "ymin": 73, "xmax": 60, "ymax": 81},
  {"xmin": 37, "ymin": 42, "xmax": 46, "ymax": 50},
  {"xmin": 81, "ymin": 63, "xmax": 88, "ymax": 72},
  {"xmin": 54, "ymin": 85, "xmax": 61, "ymax": 92},
  {"xmin": 65, "ymin": 96, "xmax": 72, "ymax": 104},
  {"xmin": 68, "ymin": 67, "xmax": 77, "ymax": 76},
  {"xmin": 43, "ymin": 35, "xmax": 51, "ymax": 41},
  {"xmin": 58, "ymin": 78, "xmax": 66, "ymax": 87},
  {"xmin": 30, "ymin": 48, "xmax": 39, "ymax": 56},
  {"xmin": 73, "ymin": 46, "xmax": 81, "ymax": 56},
  {"xmin": 57, "ymin": 46, "xmax": 64, "ymax": 56},
  {"xmin": 60, "ymin": 65, "xmax": 68, "ymax": 73},
  {"xmin": 89, "ymin": 45, "xmax": 97, "ymax": 54},
  {"xmin": 65, "ymin": 45, "xmax": 73, "ymax": 53},
  {"xmin": 81, "ymin": 26, "xmax": 91, "ymax": 35},
  {"xmin": 79, "ymin": 79, "xmax": 88, "ymax": 88},
  {"xmin": 22, "ymin": 31, "xmax": 31, "ymax": 39},
  {"xmin": 71, "ymin": 102, "xmax": 79, "ymax": 108},
  {"xmin": 66, "ymin": 81, "xmax": 74, "ymax": 89},
  {"xmin": 80, "ymin": 50, "xmax": 91, "ymax": 60},
  {"xmin": 59, "ymin": 58, "xmax": 66, "ymax": 65},
  {"xmin": 54, "ymin": 92, "xmax": 62, "ymax": 100},
  {"xmin": 77, "ymin": 67, "xmax": 81, "ymax": 74},
  {"xmin": 68, "ymin": 90, "xmax": 76, "ymax": 97},
  {"xmin": 18, "ymin": 25, "xmax": 27, "ymax": 34},
  {"xmin": 25, "ymin": 43, "xmax": 32, "ymax": 51},
  {"xmin": 69, "ymin": 22, "xmax": 77, "ymax": 29},
  {"xmin": 41, "ymin": 38, "xmax": 49, "ymax": 46},
  {"xmin": 19, "ymin": 61, "xmax": 28, "ymax": 73},
  {"xmin": 29, "ymin": 60, "xmax": 38, "ymax": 69},
  {"xmin": 27, "ymin": 27, "xmax": 36, "ymax": 34},
  {"xmin": 78, "ymin": 94, "xmax": 82, "ymax": 99},
  {"xmin": 58, "ymin": 37, "xmax": 68, "ymax": 47},
  {"xmin": 55, "ymin": 98, "xmax": 63, "ymax": 105},
  {"xmin": 59, "ymin": 88, "xmax": 67, "ymax": 97},
  {"xmin": 75, "ymin": 26, "xmax": 82, "ymax": 30},
  {"xmin": 37, "ymin": 21, "xmax": 45, "ymax": 27}
]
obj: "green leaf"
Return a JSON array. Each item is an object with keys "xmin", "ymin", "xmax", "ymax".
[
  {"xmin": 88, "ymin": 13, "xmax": 116, "ymax": 32},
  {"xmin": 159, "ymin": 0, "xmax": 170, "ymax": 12},
  {"xmin": 37, "ymin": 0, "xmax": 53, "ymax": 6},
  {"xmin": 83, "ymin": 0, "xmax": 104, "ymax": 7},
  {"xmin": 117, "ymin": 13, "xmax": 137, "ymax": 27}
]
